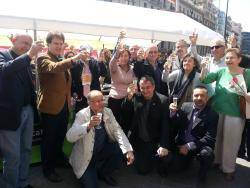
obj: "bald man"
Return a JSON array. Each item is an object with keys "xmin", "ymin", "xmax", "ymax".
[
  {"xmin": 0, "ymin": 34, "xmax": 44, "ymax": 188},
  {"xmin": 133, "ymin": 44, "xmax": 168, "ymax": 95},
  {"xmin": 66, "ymin": 90, "xmax": 134, "ymax": 188}
]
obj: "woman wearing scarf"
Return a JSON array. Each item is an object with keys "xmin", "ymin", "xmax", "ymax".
[{"xmin": 162, "ymin": 53, "xmax": 212, "ymax": 107}]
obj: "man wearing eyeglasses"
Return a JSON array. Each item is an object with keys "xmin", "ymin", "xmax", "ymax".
[
  {"xmin": 189, "ymin": 34, "xmax": 226, "ymax": 73},
  {"xmin": 66, "ymin": 90, "xmax": 134, "ymax": 187},
  {"xmin": 133, "ymin": 44, "xmax": 168, "ymax": 96},
  {"xmin": 208, "ymin": 40, "xmax": 226, "ymax": 73}
]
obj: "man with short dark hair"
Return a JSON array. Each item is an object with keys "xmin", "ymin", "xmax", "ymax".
[
  {"xmin": 169, "ymin": 86, "xmax": 218, "ymax": 182},
  {"xmin": 66, "ymin": 90, "xmax": 134, "ymax": 188},
  {"xmin": 0, "ymin": 34, "xmax": 43, "ymax": 188},
  {"xmin": 37, "ymin": 31, "xmax": 84, "ymax": 182},
  {"xmin": 122, "ymin": 76, "xmax": 170, "ymax": 176}
]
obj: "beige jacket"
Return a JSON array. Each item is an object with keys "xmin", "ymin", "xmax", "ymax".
[{"xmin": 66, "ymin": 106, "xmax": 133, "ymax": 179}]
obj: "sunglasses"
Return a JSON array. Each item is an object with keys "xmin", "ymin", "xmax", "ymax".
[{"xmin": 210, "ymin": 45, "xmax": 223, "ymax": 50}]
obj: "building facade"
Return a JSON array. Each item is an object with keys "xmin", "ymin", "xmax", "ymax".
[
  {"xmin": 241, "ymin": 32, "xmax": 250, "ymax": 55},
  {"xmin": 231, "ymin": 21, "xmax": 242, "ymax": 47}
]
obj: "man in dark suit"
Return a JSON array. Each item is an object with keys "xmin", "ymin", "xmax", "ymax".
[
  {"xmin": 71, "ymin": 44, "xmax": 107, "ymax": 113},
  {"xmin": 169, "ymin": 85, "xmax": 218, "ymax": 182},
  {"xmin": 0, "ymin": 34, "xmax": 43, "ymax": 188},
  {"xmin": 133, "ymin": 45, "xmax": 168, "ymax": 96},
  {"xmin": 121, "ymin": 75, "xmax": 170, "ymax": 176}
]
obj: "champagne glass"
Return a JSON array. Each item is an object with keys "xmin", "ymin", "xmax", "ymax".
[
  {"xmin": 94, "ymin": 113, "xmax": 103, "ymax": 129},
  {"xmin": 173, "ymin": 97, "xmax": 178, "ymax": 106}
]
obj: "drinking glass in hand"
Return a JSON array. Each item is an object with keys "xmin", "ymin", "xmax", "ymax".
[
  {"xmin": 173, "ymin": 97, "xmax": 178, "ymax": 106},
  {"xmin": 95, "ymin": 113, "xmax": 103, "ymax": 129}
]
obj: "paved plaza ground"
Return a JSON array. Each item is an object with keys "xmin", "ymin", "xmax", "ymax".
[{"xmin": 26, "ymin": 158, "xmax": 250, "ymax": 188}]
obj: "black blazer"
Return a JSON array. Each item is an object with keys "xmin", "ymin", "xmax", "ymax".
[
  {"xmin": 0, "ymin": 50, "xmax": 38, "ymax": 130},
  {"xmin": 121, "ymin": 92, "xmax": 170, "ymax": 148},
  {"xmin": 173, "ymin": 102, "xmax": 218, "ymax": 150},
  {"xmin": 71, "ymin": 58, "xmax": 107, "ymax": 99},
  {"xmin": 133, "ymin": 60, "xmax": 168, "ymax": 96}
]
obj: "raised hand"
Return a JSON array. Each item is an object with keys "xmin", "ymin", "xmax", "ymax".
[
  {"xmin": 189, "ymin": 31, "xmax": 198, "ymax": 45},
  {"xmin": 127, "ymin": 83, "xmax": 137, "ymax": 100},
  {"xmin": 27, "ymin": 41, "xmax": 44, "ymax": 59},
  {"xmin": 227, "ymin": 34, "xmax": 237, "ymax": 48},
  {"xmin": 71, "ymin": 51, "xmax": 89, "ymax": 62}
]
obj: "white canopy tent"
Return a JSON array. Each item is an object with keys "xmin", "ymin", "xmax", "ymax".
[{"xmin": 0, "ymin": 0, "xmax": 223, "ymax": 46}]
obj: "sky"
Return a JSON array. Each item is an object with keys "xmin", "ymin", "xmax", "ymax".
[{"xmin": 214, "ymin": 0, "xmax": 250, "ymax": 32}]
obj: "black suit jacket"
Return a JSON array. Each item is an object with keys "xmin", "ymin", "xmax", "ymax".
[
  {"xmin": 0, "ymin": 50, "xmax": 38, "ymax": 130},
  {"xmin": 121, "ymin": 92, "xmax": 170, "ymax": 148},
  {"xmin": 71, "ymin": 58, "xmax": 107, "ymax": 99},
  {"xmin": 133, "ymin": 60, "xmax": 168, "ymax": 96},
  {"xmin": 173, "ymin": 102, "xmax": 218, "ymax": 151},
  {"xmin": 239, "ymin": 54, "xmax": 250, "ymax": 69}
]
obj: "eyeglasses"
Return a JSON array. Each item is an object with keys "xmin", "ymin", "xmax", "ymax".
[{"xmin": 210, "ymin": 45, "xmax": 223, "ymax": 50}]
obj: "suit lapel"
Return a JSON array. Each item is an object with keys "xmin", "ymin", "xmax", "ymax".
[
  {"xmin": 187, "ymin": 109, "xmax": 193, "ymax": 122},
  {"xmin": 192, "ymin": 107, "xmax": 206, "ymax": 129},
  {"xmin": 192, "ymin": 116, "xmax": 202, "ymax": 129},
  {"xmin": 7, "ymin": 50, "xmax": 26, "ymax": 84}
]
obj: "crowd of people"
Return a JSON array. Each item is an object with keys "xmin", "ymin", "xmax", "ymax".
[{"xmin": 0, "ymin": 30, "xmax": 250, "ymax": 188}]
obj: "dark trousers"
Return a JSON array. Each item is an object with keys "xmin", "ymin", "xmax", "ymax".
[
  {"xmin": 40, "ymin": 103, "xmax": 69, "ymax": 175},
  {"xmin": 79, "ymin": 142, "xmax": 123, "ymax": 188},
  {"xmin": 108, "ymin": 97, "xmax": 131, "ymax": 134},
  {"xmin": 166, "ymin": 146, "xmax": 214, "ymax": 178},
  {"xmin": 133, "ymin": 138, "xmax": 171, "ymax": 175},
  {"xmin": 238, "ymin": 119, "xmax": 250, "ymax": 159}
]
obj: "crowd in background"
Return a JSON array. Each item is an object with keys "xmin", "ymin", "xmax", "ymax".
[{"xmin": 0, "ymin": 30, "xmax": 250, "ymax": 188}]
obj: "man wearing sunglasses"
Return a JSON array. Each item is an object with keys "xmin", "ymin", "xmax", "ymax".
[{"xmin": 189, "ymin": 34, "xmax": 226, "ymax": 73}]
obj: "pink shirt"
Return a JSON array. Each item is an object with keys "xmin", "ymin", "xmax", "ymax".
[{"xmin": 109, "ymin": 58, "xmax": 135, "ymax": 99}]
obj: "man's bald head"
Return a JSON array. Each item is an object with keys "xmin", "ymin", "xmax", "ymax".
[
  {"xmin": 146, "ymin": 44, "xmax": 159, "ymax": 63},
  {"xmin": 11, "ymin": 34, "xmax": 33, "ymax": 55}
]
